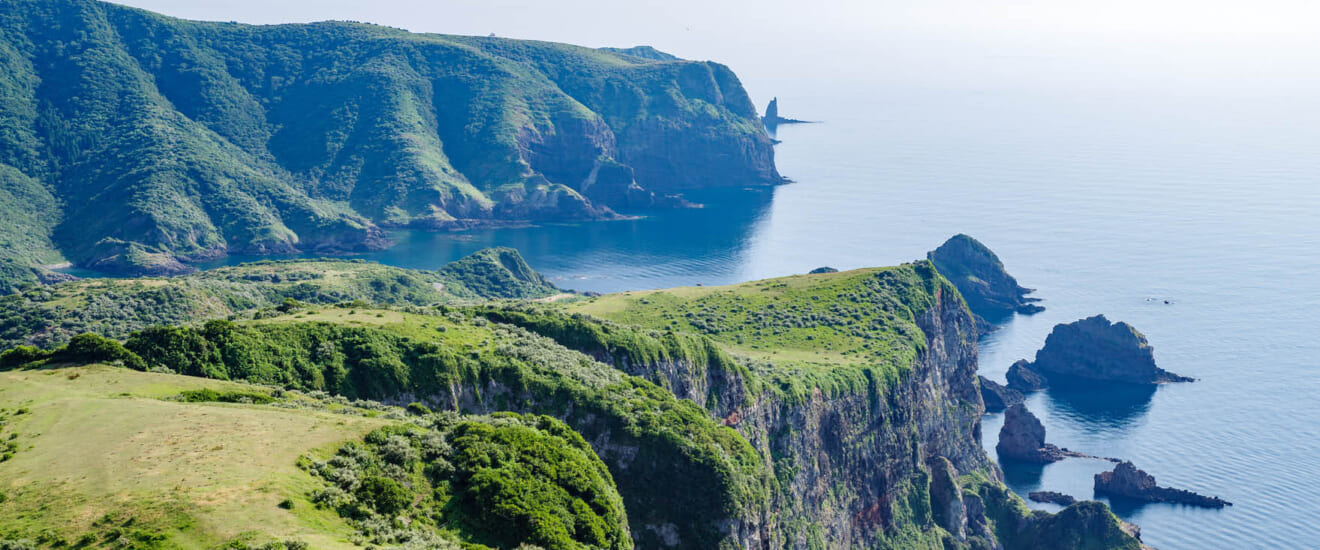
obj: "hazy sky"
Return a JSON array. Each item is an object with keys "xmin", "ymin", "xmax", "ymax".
[{"xmin": 107, "ymin": 1, "xmax": 1320, "ymax": 103}]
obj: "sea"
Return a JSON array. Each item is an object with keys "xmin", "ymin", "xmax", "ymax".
[{"xmin": 183, "ymin": 25, "xmax": 1320, "ymax": 549}]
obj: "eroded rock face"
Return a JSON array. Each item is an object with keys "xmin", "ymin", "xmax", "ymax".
[
  {"xmin": 1006, "ymin": 360, "xmax": 1049, "ymax": 392},
  {"xmin": 979, "ymin": 375, "xmax": 1025, "ymax": 412},
  {"xmin": 1026, "ymin": 315, "xmax": 1193, "ymax": 385},
  {"xmin": 1095, "ymin": 461, "xmax": 1231, "ymax": 508},
  {"xmin": 996, "ymin": 404, "xmax": 1066, "ymax": 463}
]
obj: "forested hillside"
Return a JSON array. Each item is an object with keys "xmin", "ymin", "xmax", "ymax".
[{"xmin": 0, "ymin": 0, "xmax": 779, "ymax": 289}]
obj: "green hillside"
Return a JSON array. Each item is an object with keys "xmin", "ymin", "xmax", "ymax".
[
  {"xmin": 0, "ymin": 247, "xmax": 560, "ymax": 350},
  {"xmin": 0, "ymin": 0, "xmax": 780, "ymax": 289}
]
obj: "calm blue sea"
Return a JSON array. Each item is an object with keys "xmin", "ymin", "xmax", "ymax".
[{"xmin": 199, "ymin": 79, "xmax": 1319, "ymax": 548}]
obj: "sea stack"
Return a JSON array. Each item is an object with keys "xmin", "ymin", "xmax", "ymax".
[
  {"xmin": 995, "ymin": 404, "xmax": 1066, "ymax": 463},
  {"xmin": 1012, "ymin": 315, "xmax": 1193, "ymax": 386},
  {"xmin": 1006, "ymin": 359, "xmax": 1050, "ymax": 392},
  {"xmin": 927, "ymin": 234, "xmax": 1043, "ymax": 333},
  {"xmin": 1095, "ymin": 462, "xmax": 1231, "ymax": 509}
]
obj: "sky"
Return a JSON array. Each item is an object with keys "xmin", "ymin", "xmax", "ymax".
[{"xmin": 107, "ymin": 1, "xmax": 1320, "ymax": 104}]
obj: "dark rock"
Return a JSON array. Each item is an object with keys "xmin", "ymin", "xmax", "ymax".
[
  {"xmin": 808, "ymin": 266, "xmax": 839, "ymax": 274},
  {"xmin": 1026, "ymin": 315, "xmax": 1194, "ymax": 385},
  {"xmin": 995, "ymin": 404, "xmax": 1066, "ymax": 463},
  {"xmin": 978, "ymin": 375, "xmax": 1024, "ymax": 412},
  {"xmin": 1094, "ymin": 461, "xmax": 1231, "ymax": 508},
  {"xmin": 927, "ymin": 234, "xmax": 1043, "ymax": 331},
  {"xmin": 1028, "ymin": 491, "xmax": 1078, "ymax": 506},
  {"xmin": 1006, "ymin": 360, "xmax": 1049, "ymax": 391},
  {"xmin": 763, "ymin": 97, "xmax": 812, "ymax": 127}
]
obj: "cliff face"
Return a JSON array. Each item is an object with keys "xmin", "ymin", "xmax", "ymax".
[{"xmin": 0, "ymin": 0, "xmax": 780, "ymax": 285}]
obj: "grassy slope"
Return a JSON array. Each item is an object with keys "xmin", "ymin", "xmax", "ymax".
[
  {"xmin": 0, "ymin": 365, "xmax": 383, "ymax": 547},
  {"xmin": 567, "ymin": 262, "xmax": 955, "ymax": 400},
  {"xmin": 0, "ymin": 248, "xmax": 559, "ymax": 349}
]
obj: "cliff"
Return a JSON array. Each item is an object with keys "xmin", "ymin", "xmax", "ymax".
[
  {"xmin": 1014, "ymin": 315, "xmax": 1193, "ymax": 386},
  {"xmin": 927, "ymin": 234, "xmax": 1043, "ymax": 330},
  {"xmin": 0, "ymin": 0, "xmax": 780, "ymax": 287},
  {"xmin": 2, "ymin": 261, "xmax": 1142, "ymax": 549}
]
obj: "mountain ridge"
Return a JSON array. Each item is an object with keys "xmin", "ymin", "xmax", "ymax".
[{"xmin": 0, "ymin": 0, "xmax": 780, "ymax": 289}]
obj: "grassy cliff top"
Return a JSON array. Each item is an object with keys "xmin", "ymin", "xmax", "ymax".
[{"xmin": 568, "ymin": 262, "xmax": 953, "ymax": 368}]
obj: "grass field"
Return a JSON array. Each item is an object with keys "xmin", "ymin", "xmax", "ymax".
[{"xmin": 0, "ymin": 365, "xmax": 387, "ymax": 548}]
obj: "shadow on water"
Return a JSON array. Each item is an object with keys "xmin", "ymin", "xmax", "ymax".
[
  {"xmin": 1043, "ymin": 377, "xmax": 1157, "ymax": 430},
  {"xmin": 999, "ymin": 460, "xmax": 1048, "ymax": 490}
]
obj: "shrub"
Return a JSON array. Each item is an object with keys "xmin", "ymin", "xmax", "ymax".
[
  {"xmin": 0, "ymin": 346, "xmax": 51, "ymax": 368},
  {"xmin": 406, "ymin": 402, "xmax": 432, "ymax": 416},
  {"xmin": 53, "ymin": 333, "xmax": 146, "ymax": 370},
  {"xmin": 355, "ymin": 476, "xmax": 411, "ymax": 516}
]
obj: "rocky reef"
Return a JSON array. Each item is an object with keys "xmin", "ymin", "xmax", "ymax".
[
  {"xmin": 1011, "ymin": 315, "xmax": 1194, "ymax": 387},
  {"xmin": 979, "ymin": 375, "xmax": 1025, "ymax": 412},
  {"xmin": 1029, "ymin": 491, "xmax": 1078, "ymax": 506},
  {"xmin": 927, "ymin": 234, "xmax": 1043, "ymax": 333},
  {"xmin": 996, "ymin": 404, "xmax": 1067, "ymax": 463},
  {"xmin": 1095, "ymin": 462, "xmax": 1232, "ymax": 509}
]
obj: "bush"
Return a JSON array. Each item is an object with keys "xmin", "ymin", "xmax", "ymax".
[
  {"xmin": 406, "ymin": 402, "xmax": 432, "ymax": 416},
  {"xmin": 0, "ymin": 345, "xmax": 51, "ymax": 368},
  {"xmin": 355, "ymin": 476, "xmax": 411, "ymax": 516},
  {"xmin": 53, "ymin": 333, "xmax": 146, "ymax": 370}
]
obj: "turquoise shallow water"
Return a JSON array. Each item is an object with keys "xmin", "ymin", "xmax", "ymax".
[{"xmin": 202, "ymin": 84, "xmax": 1319, "ymax": 547}]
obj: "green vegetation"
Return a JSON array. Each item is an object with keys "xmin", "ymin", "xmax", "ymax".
[
  {"xmin": 0, "ymin": 365, "xmax": 387, "ymax": 547},
  {"xmin": 0, "ymin": 0, "xmax": 776, "ymax": 288},
  {"xmin": 308, "ymin": 414, "xmax": 631, "ymax": 549},
  {"xmin": 960, "ymin": 473, "xmax": 1141, "ymax": 550},
  {"xmin": 50, "ymin": 307, "xmax": 773, "ymax": 547},
  {"xmin": 0, "ymin": 249, "xmax": 558, "ymax": 349},
  {"xmin": 566, "ymin": 262, "xmax": 956, "ymax": 402}
]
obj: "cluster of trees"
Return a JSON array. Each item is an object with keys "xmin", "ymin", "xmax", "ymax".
[{"xmin": 308, "ymin": 415, "xmax": 631, "ymax": 549}]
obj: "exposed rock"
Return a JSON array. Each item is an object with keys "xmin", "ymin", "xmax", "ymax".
[
  {"xmin": 927, "ymin": 234, "xmax": 1043, "ymax": 333},
  {"xmin": 1029, "ymin": 491, "xmax": 1078, "ymax": 506},
  {"xmin": 1025, "ymin": 315, "xmax": 1194, "ymax": 385},
  {"xmin": 927, "ymin": 456, "xmax": 968, "ymax": 540},
  {"xmin": 996, "ymin": 404, "xmax": 1065, "ymax": 463},
  {"xmin": 808, "ymin": 266, "xmax": 839, "ymax": 274},
  {"xmin": 763, "ymin": 97, "xmax": 812, "ymax": 127},
  {"xmin": 978, "ymin": 375, "xmax": 1024, "ymax": 412},
  {"xmin": 1006, "ymin": 360, "xmax": 1049, "ymax": 392},
  {"xmin": 1095, "ymin": 461, "xmax": 1231, "ymax": 508}
]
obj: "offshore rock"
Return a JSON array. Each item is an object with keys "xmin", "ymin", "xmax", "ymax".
[
  {"xmin": 927, "ymin": 234, "xmax": 1043, "ymax": 332},
  {"xmin": 1029, "ymin": 491, "xmax": 1078, "ymax": 506},
  {"xmin": 1006, "ymin": 360, "xmax": 1049, "ymax": 391},
  {"xmin": 979, "ymin": 375, "xmax": 1024, "ymax": 412},
  {"xmin": 1095, "ymin": 462, "xmax": 1232, "ymax": 508},
  {"xmin": 808, "ymin": 266, "xmax": 839, "ymax": 274},
  {"xmin": 1025, "ymin": 315, "xmax": 1194, "ymax": 385},
  {"xmin": 996, "ymin": 404, "xmax": 1065, "ymax": 463}
]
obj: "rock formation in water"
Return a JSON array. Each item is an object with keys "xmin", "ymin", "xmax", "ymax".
[
  {"xmin": 927, "ymin": 234, "xmax": 1043, "ymax": 333},
  {"xmin": 979, "ymin": 375, "xmax": 1025, "ymax": 412},
  {"xmin": 1013, "ymin": 315, "xmax": 1194, "ymax": 386},
  {"xmin": 808, "ymin": 266, "xmax": 839, "ymax": 274},
  {"xmin": 763, "ymin": 97, "xmax": 812, "ymax": 128},
  {"xmin": 1095, "ymin": 461, "xmax": 1232, "ymax": 509},
  {"xmin": 1006, "ymin": 359, "xmax": 1050, "ymax": 391},
  {"xmin": 996, "ymin": 404, "xmax": 1066, "ymax": 463},
  {"xmin": 1029, "ymin": 491, "xmax": 1078, "ymax": 506}
]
